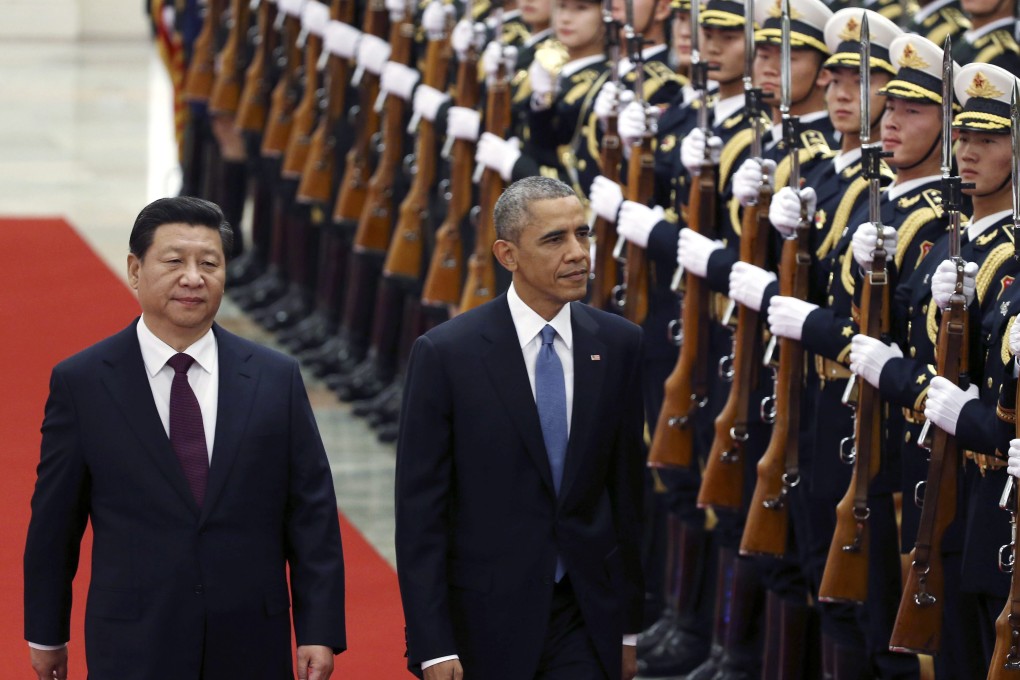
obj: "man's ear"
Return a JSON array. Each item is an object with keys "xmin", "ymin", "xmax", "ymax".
[
  {"xmin": 654, "ymin": 0, "xmax": 672, "ymax": 23},
  {"xmin": 493, "ymin": 239, "xmax": 518, "ymax": 272},
  {"xmin": 127, "ymin": 254, "xmax": 140, "ymax": 290}
]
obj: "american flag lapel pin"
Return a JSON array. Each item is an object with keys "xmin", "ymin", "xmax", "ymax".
[{"xmin": 590, "ymin": 354, "xmax": 601, "ymax": 361}]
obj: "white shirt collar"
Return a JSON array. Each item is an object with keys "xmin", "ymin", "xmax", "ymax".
[
  {"xmin": 618, "ymin": 44, "xmax": 669, "ymax": 76},
  {"xmin": 964, "ymin": 17, "xmax": 1015, "ymax": 43},
  {"xmin": 914, "ymin": 0, "xmax": 955, "ymax": 23},
  {"xmin": 767, "ymin": 110, "xmax": 829, "ymax": 147},
  {"xmin": 887, "ymin": 174, "xmax": 941, "ymax": 201},
  {"xmin": 136, "ymin": 316, "xmax": 218, "ymax": 379},
  {"xmin": 525, "ymin": 27, "xmax": 553, "ymax": 48},
  {"xmin": 561, "ymin": 54, "xmax": 606, "ymax": 79},
  {"xmin": 713, "ymin": 94, "xmax": 744, "ymax": 128},
  {"xmin": 968, "ymin": 209, "xmax": 1013, "ymax": 241},
  {"xmin": 834, "ymin": 147, "xmax": 862, "ymax": 174},
  {"xmin": 507, "ymin": 283, "xmax": 574, "ymax": 351}
]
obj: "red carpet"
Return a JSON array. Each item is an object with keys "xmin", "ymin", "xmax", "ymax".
[{"xmin": 0, "ymin": 218, "xmax": 406, "ymax": 677}]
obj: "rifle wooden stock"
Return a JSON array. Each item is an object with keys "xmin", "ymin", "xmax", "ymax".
[
  {"xmin": 385, "ymin": 35, "xmax": 451, "ymax": 281},
  {"xmin": 590, "ymin": 115, "xmax": 622, "ymax": 311},
  {"xmin": 889, "ymin": 286, "xmax": 969, "ymax": 652},
  {"xmin": 353, "ymin": 14, "xmax": 415, "ymax": 254},
  {"xmin": 989, "ymin": 447, "xmax": 1020, "ymax": 677},
  {"xmin": 421, "ymin": 52, "xmax": 481, "ymax": 308},
  {"xmin": 622, "ymin": 132, "xmax": 654, "ymax": 324},
  {"xmin": 647, "ymin": 165, "xmax": 717, "ymax": 469},
  {"xmin": 209, "ymin": 0, "xmax": 251, "ymax": 115},
  {"xmin": 183, "ymin": 0, "xmax": 225, "ymax": 103},
  {"xmin": 282, "ymin": 30, "xmax": 324, "ymax": 178},
  {"xmin": 332, "ymin": 0, "xmax": 389, "ymax": 223},
  {"xmin": 697, "ymin": 189, "xmax": 772, "ymax": 511},
  {"xmin": 261, "ymin": 14, "xmax": 303, "ymax": 157},
  {"xmin": 237, "ymin": 0, "xmax": 276, "ymax": 133}
]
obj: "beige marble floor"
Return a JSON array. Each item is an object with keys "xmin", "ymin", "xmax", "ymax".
[{"xmin": 0, "ymin": 39, "xmax": 399, "ymax": 567}]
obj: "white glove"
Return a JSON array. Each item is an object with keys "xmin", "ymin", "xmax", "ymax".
[
  {"xmin": 617, "ymin": 99, "xmax": 653, "ymax": 148},
  {"xmin": 931, "ymin": 259, "xmax": 978, "ymax": 310},
  {"xmin": 385, "ymin": 0, "xmax": 407, "ymax": 20},
  {"xmin": 413, "ymin": 84, "xmax": 450, "ymax": 122},
  {"xmin": 851, "ymin": 223, "xmax": 899, "ymax": 268},
  {"xmin": 325, "ymin": 21, "xmax": 363, "ymax": 59},
  {"xmin": 767, "ymin": 296, "xmax": 819, "ymax": 341},
  {"xmin": 482, "ymin": 42, "xmax": 518, "ymax": 82},
  {"xmin": 594, "ymin": 81, "xmax": 633, "ymax": 123},
  {"xmin": 618, "ymin": 202, "xmax": 664, "ymax": 249},
  {"xmin": 1009, "ymin": 314, "xmax": 1020, "ymax": 357},
  {"xmin": 356, "ymin": 34, "xmax": 391, "ymax": 75},
  {"xmin": 849, "ymin": 334, "xmax": 903, "ymax": 389},
  {"xmin": 301, "ymin": 1, "xmax": 331, "ymax": 37},
  {"xmin": 529, "ymin": 59, "xmax": 556, "ymax": 108},
  {"xmin": 447, "ymin": 106, "xmax": 481, "ymax": 141},
  {"xmin": 732, "ymin": 158, "xmax": 776, "ymax": 208},
  {"xmin": 1007, "ymin": 439, "xmax": 1020, "ymax": 479},
  {"xmin": 924, "ymin": 376, "xmax": 979, "ymax": 437},
  {"xmin": 475, "ymin": 132, "xmax": 521, "ymax": 181},
  {"xmin": 421, "ymin": 1, "xmax": 449, "ymax": 40},
  {"xmin": 680, "ymin": 128, "xmax": 722, "ymax": 175},
  {"xmin": 450, "ymin": 19, "xmax": 478, "ymax": 61},
  {"xmin": 769, "ymin": 185, "xmax": 816, "ymax": 238},
  {"xmin": 589, "ymin": 176, "xmax": 625, "ymax": 222},
  {"xmin": 678, "ymin": 228, "xmax": 724, "ymax": 278},
  {"xmin": 380, "ymin": 61, "xmax": 420, "ymax": 100},
  {"xmin": 728, "ymin": 262, "xmax": 777, "ymax": 312}
]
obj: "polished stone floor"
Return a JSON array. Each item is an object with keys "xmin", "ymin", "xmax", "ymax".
[{"xmin": 0, "ymin": 39, "xmax": 399, "ymax": 567}]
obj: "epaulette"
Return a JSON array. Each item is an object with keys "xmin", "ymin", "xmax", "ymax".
[
  {"xmin": 501, "ymin": 21, "xmax": 531, "ymax": 48},
  {"xmin": 975, "ymin": 30, "xmax": 1020, "ymax": 64},
  {"xmin": 894, "ymin": 197, "xmax": 943, "ymax": 270},
  {"xmin": 563, "ymin": 68, "xmax": 602, "ymax": 106},
  {"xmin": 977, "ymin": 242, "xmax": 1016, "ymax": 306},
  {"xmin": 1003, "ymin": 314, "xmax": 1018, "ymax": 366},
  {"xmin": 922, "ymin": 7, "xmax": 971, "ymax": 45},
  {"xmin": 641, "ymin": 61, "xmax": 688, "ymax": 102},
  {"xmin": 472, "ymin": 0, "xmax": 490, "ymax": 20},
  {"xmin": 721, "ymin": 109, "xmax": 746, "ymax": 130},
  {"xmin": 822, "ymin": 176, "xmax": 869, "ymax": 261}
]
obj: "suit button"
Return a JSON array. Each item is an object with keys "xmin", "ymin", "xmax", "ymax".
[{"xmin": 194, "ymin": 585, "xmax": 204, "ymax": 595}]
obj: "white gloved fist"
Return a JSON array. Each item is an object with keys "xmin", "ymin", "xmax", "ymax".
[
  {"xmin": 380, "ymin": 61, "xmax": 420, "ymax": 100},
  {"xmin": 678, "ymin": 228, "xmax": 723, "ymax": 278},
  {"xmin": 767, "ymin": 296, "xmax": 819, "ymax": 341},
  {"xmin": 385, "ymin": 0, "xmax": 408, "ymax": 20},
  {"xmin": 421, "ymin": 1, "xmax": 449, "ymax": 40},
  {"xmin": 680, "ymin": 128, "xmax": 722, "ymax": 175},
  {"xmin": 849, "ymin": 334, "xmax": 903, "ymax": 388},
  {"xmin": 924, "ymin": 375, "xmax": 979, "ymax": 437},
  {"xmin": 356, "ymin": 34, "xmax": 391, "ymax": 75},
  {"xmin": 728, "ymin": 262, "xmax": 777, "ymax": 312},
  {"xmin": 851, "ymin": 223, "xmax": 899, "ymax": 268},
  {"xmin": 413, "ymin": 84, "xmax": 450, "ymax": 122},
  {"xmin": 1007, "ymin": 439, "xmax": 1020, "ymax": 479},
  {"xmin": 529, "ymin": 60, "xmax": 556, "ymax": 108},
  {"xmin": 447, "ymin": 106, "xmax": 481, "ymax": 141},
  {"xmin": 482, "ymin": 42, "xmax": 518, "ymax": 82},
  {"xmin": 618, "ymin": 201, "xmax": 664, "ymax": 249},
  {"xmin": 1009, "ymin": 314, "xmax": 1020, "ymax": 357},
  {"xmin": 451, "ymin": 19, "xmax": 482, "ymax": 61},
  {"xmin": 589, "ymin": 176, "xmax": 625, "ymax": 223},
  {"xmin": 931, "ymin": 259, "xmax": 978, "ymax": 310},
  {"xmin": 616, "ymin": 99, "xmax": 653, "ymax": 148},
  {"xmin": 732, "ymin": 158, "xmax": 776, "ymax": 208},
  {"xmin": 768, "ymin": 186, "xmax": 816, "ymax": 238},
  {"xmin": 325, "ymin": 21, "xmax": 363, "ymax": 59},
  {"xmin": 594, "ymin": 81, "xmax": 633, "ymax": 123},
  {"xmin": 475, "ymin": 132, "xmax": 521, "ymax": 181}
]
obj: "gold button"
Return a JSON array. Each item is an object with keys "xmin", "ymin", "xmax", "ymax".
[
  {"xmin": 910, "ymin": 347, "xmax": 916, "ymax": 357},
  {"xmin": 988, "ymin": 377, "xmax": 994, "ymax": 388},
  {"xmin": 905, "ymin": 431, "xmax": 912, "ymax": 443},
  {"xmin": 828, "ymin": 296, "xmax": 834, "ymax": 305}
]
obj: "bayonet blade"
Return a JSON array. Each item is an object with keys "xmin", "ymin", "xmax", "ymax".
[
  {"xmin": 941, "ymin": 37, "xmax": 953, "ymax": 177},
  {"xmin": 745, "ymin": 0, "xmax": 755, "ymax": 86},
  {"xmin": 859, "ymin": 13, "xmax": 870, "ymax": 145},
  {"xmin": 690, "ymin": 0, "xmax": 700, "ymax": 65},
  {"xmin": 1011, "ymin": 81, "xmax": 1020, "ymax": 256},
  {"xmin": 780, "ymin": 0, "xmax": 791, "ymax": 113}
]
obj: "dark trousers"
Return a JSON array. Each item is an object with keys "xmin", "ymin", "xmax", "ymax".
[{"xmin": 535, "ymin": 577, "xmax": 609, "ymax": 680}]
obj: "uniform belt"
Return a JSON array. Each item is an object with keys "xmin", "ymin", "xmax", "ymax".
[
  {"xmin": 901, "ymin": 408, "xmax": 926, "ymax": 425},
  {"xmin": 814, "ymin": 356, "xmax": 852, "ymax": 383},
  {"xmin": 965, "ymin": 450, "xmax": 1007, "ymax": 475}
]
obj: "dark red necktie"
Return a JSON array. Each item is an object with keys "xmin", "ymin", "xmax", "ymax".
[{"xmin": 167, "ymin": 353, "xmax": 208, "ymax": 506}]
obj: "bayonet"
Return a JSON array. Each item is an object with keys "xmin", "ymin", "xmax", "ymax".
[
  {"xmin": 1011, "ymin": 81, "xmax": 1020, "ymax": 260},
  {"xmin": 858, "ymin": 14, "xmax": 888, "ymax": 286},
  {"xmin": 744, "ymin": 0, "xmax": 763, "ymax": 162},
  {"xmin": 780, "ymin": 0, "xmax": 801, "ymax": 196},
  {"xmin": 691, "ymin": 0, "xmax": 709, "ymax": 135}
]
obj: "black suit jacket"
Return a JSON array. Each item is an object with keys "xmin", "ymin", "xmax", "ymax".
[
  {"xmin": 24, "ymin": 320, "xmax": 345, "ymax": 679},
  {"xmin": 395, "ymin": 295, "xmax": 645, "ymax": 679}
]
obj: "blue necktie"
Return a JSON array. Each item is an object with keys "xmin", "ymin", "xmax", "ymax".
[{"xmin": 536, "ymin": 325, "xmax": 568, "ymax": 581}]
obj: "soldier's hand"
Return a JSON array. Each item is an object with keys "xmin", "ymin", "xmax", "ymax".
[
  {"xmin": 482, "ymin": 42, "xmax": 518, "ymax": 83},
  {"xmin": 851, "ymin": 222, "xmax": 898, "ymax": 268},
  {"xmin": 380, "ymin": 61, "xmax": 420, "ymax": 100},
  {"xmin": 618, "ymin": 201, "xmax": 664, "ymax": 248},
  {"xmin": 529, "ymin": 60, "xmax": 556, "ymax": 109},
  {"xmin": 594, "ymin": 81, "xmax": 631, "ymax": 124},
  {"xmin": 476, "ymin": 132, "xmax": 521, "ymax": 181},
  {"xmin": 302, "ymin": 1, "xmax": 331, "ymax": 39},
  {"xmin": 447, "ymin": 106, "xmax": 481, "ymax": 141},
  {"xmin": 1007, "ymin": 439, "xmax": 1020, "ymax": 479},
  {"xmin": 422, "ymin": 1, "xmax": 451, "ymax": 40},
  {"xmin": 678, "ymin": 228, "xmax": 723, "ymax": 278},
  {"xmin": 413, "ymin": 85, "xmax": 450, "ymax": 122},
  {"xmin": 732, "ymin": 158, "xmax": 776, "ymax": 208},
  {"xmin": 768, "ymin": 186, "xmax": 815, "ymax": 238},
  {"xmin": 385, "ymin": 0, "xmax": 409, "ymax": 20},
  {"xmin": 924, "ymin": 376, "xmax": 979, "ymax": 437},
  {"xmin": 931, "ymin": 259, "xmax": 977, "ymax": 310},
  {"xmin": 356, "ymin": 34, "xmax": 392, "ymax": 75},
  {"xmin": 849, "ymin": 334, "xmax": 903, "ymax": 389},
  {"xmin": 680, "ymin": 128, "xmax": 722, "ymax": 175},
  {"xmin": 1009, "ymin": 315, "xmax": 1020, "ymax": 357},
  {"xmin": 729, "ymin": 262, "xmax": 776, "ymax": 312},
  {"xmin": 617, "ymin": 99, "xmax": 648, "ymax": 149},
  {"xmin": 589, "ymin": 175, "xmax": 625, "ymax": 222},
  {"xmin": 451, "ymin": 19, "xmax": 481, "ymax": 61},
  {"xmin": 767, "ymin": 296, "xmax": 818, "ymax": 341},
  {"xmin": 325, "ymin": 20, "xmax": 363, "ymax": 60}
]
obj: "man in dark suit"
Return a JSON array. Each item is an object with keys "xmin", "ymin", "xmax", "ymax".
[
  {"xmin": 395, "ymin": 176, "xmax": 645, "ymax": 680},
  {"xmin": 24, "ymin": 197, "xmax": 346, "ymax": 680}
]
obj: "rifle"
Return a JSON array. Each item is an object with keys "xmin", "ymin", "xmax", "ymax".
[
  {"xmin": 261, "ymin": 5, "xmax": 303, "ymax": 156},
  {"xmin": 237, "ymin": 0, "xmax": 278, "ymax": 133},
  {"xmin": 589, "ymin": 0, "xmax": 623, "ymax": 311},
  {"xmin": 183, "ymin": 0, "xmax": 227, "ymax": 103},
  {"xmin": 990, "ymin": 475, "xmax": 1020, "ymax": 677},
  {"xmin": 741, "ymin": 0, "xmax": 808, "ymax": 554},
  {"xmin": 332, "ymin": 0, "xmax": 390, "ymax": 224},
  {"xmin": 647, "ymin": 0, "xmax": 714, "ymax": 469},
  {"xmin": 209, "ymin": 0, "xmax": 252, "ymax": 115},
  {"xmin": 819, "ymin": 15, "xmax": 891, "ymax": 604},
  {"xmin": 384, "ymin": 5, "xmax": 453, "ymax": 281},
  {"xmin": 888, "ymin": 38, "xmax": 971, "ymax": 646},
  {"xmin": 352, "ymin": 0, "xmax": 416, "ymax": 254},
  {"xmin": 421, "ymin": 6, "xmax": 482, "ymax": 308},
  {"xmin": 459, "ymin": 4, "xmax": 510, "ymax": 313},
  {"xmin": 697, "ymin": 0, "xmax": 769, "ymax": 511},
  {"xmin": 283, "ymin": 1, "xmax": 330, "ymax": 178}
]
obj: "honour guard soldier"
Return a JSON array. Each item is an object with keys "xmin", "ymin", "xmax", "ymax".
[
  {"xmin": 905, "ymin": 0, "xmax": 972, "ymax": 46},
  {"xmin": 951, "ymin": 0, "xmax": 1020, "ymax": 72}
]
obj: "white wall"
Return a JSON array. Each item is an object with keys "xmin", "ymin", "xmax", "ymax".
[{"xmin": 1, "ymin": 0, "xmax": 148, "ymax": 40}]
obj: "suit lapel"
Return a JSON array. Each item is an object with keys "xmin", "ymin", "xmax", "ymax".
[
  {"xmin": 480, "ymin": 297, "xmax": 557, "ymax": 495},
  {"xmin": 101, "ymin": 321, "xmax": 200, "ymax": 516},
  {"xmin": 559, "ymin": 303, "xmax": 606, "ymax": 505},
  {"xmin": 200, "ymin": 325, "xmax": 258, "ymax": 525}
]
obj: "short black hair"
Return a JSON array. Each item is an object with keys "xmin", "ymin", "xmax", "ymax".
[{"xmin": 129, "ymin": 196, "xmax": 234, "ymax": 260}]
